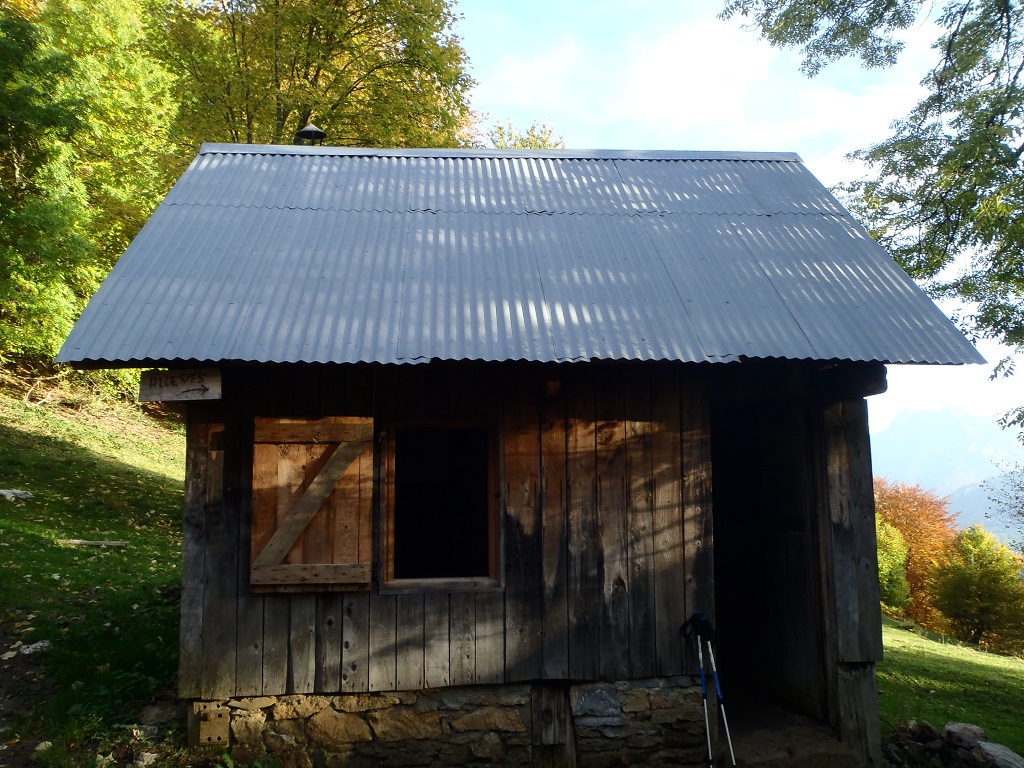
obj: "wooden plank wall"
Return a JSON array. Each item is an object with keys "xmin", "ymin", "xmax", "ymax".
[{"xmin": 178, "ymin": 361, "xmax": 712, "ymax": 699}]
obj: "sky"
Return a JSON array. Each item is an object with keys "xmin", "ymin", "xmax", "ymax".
[{"xmin": 452, "ymin": 0, "xmax": 1022, "ymax": 436}]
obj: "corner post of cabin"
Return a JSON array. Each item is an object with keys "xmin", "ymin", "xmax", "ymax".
[
  {"xmin": 179, "ymin": 401, "xmax": 226, "ymax": 700},
  {"xmin": 820, "ymin": 394, "xmax": 884, "ymax": 768}
]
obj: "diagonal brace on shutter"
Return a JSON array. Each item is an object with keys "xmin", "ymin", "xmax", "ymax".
[{"xmin": 252, "ymin": 440, "xmax": 366, "ymax": 568}]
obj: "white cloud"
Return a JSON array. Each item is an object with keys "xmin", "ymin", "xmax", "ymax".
[
  {"xmin": 472, "ymin": 37, "xmax": 591, "ymax": 115},
  {"xmin": 618, "ymin": 20, "xmax": 781, "ymax": 131},
  {"xmin": 462, "ymin": 0, "xmax": 942, "ymax": 172}
]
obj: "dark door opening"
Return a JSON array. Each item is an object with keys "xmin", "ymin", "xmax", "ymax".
[{"xmin": 711, "ymin": 401, "xmax": 826, "ymax": 722}]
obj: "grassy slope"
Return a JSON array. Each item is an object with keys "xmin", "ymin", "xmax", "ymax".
[
  {"xmin": 877, "ymin": 617, "xmax": 1024, "ymax": 753},
  {"xmin": 0, "ymin": 385, "xmax": 185, "ymax": 751}
]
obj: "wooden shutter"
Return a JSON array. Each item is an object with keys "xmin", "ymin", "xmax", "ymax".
[{"xmin": 251, "ymin": 416, "xmax": 373, "ymax": 591}]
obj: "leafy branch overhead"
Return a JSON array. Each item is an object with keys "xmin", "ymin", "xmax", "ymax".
[{"xmin": 722, "ymin": 0, "xmax": 1024, "ymax": 432}]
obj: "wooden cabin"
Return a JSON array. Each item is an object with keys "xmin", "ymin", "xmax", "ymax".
[{"xmin": 58, "ymin": 146, "xmax": 983, "ymax": 767}]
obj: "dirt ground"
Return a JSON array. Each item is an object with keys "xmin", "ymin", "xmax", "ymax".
[
  {"xmin": 726, "ymin": 697, "xmax": 860, "ymax": 768},
  {"xmin": 0, "ymin": 612, "xmax": 57, "ymax": 768},
  {"xmin": 0, "ymin": 613, "xmax": 186, "ymax": 768}
]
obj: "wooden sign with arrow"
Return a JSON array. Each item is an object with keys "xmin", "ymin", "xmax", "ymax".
[{"xmin": 139, "ymin": 369, "xmax": 222, "ymax": 402}]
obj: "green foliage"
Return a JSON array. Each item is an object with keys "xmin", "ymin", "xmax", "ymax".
[
  {"xmin": 42, "ymin": 0, "xmax": 182, "ymax": 268},
  {"xmin": 0, "ymin": 1, "xmax": 181, "ymax": 370},
  {"xmin": 0, "ymin": 9, "xmax": 81, "ymax": 194},
  {"xmin": 150, "ymin": 0, "xmax": 475, "ymax": 150},
  {"xmin": 877, "ymin": 516, "xmax": 912, "ymax": 612},
  {"xmin": 878, "ymin": 616, "xmax": 1024, "ymax": 752},
  {"xmin": 488, "ymin": 118, "xmax": 566, "ymax": 150},
  {"xmin": 721, "ymin": 0, "xmax": 1024, "ymax": 434},
  {"xmin": 933, "ymin": 525, "xmax": 1024, "ymax": 649},
  {"xmin": 0, "ymin": 9, "xmax": 92, "ymax": 364}
]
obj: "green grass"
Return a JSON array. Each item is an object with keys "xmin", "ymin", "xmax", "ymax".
[
  {"xmin": 877, "ymin": 616, "xmax": 1024, "ymax": 753},
  {"xmin": 0, "ymin": 386, "xmax": 188, "ymax": 762}
]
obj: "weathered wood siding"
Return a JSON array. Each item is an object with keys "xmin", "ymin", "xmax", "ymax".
[
  {"xmin": 820, "ymin": 398, "xmax": 884, "ymax": 767},
  {"xmin": 179, "ymin": 361, "xmax": 714, "ymax": 699}
]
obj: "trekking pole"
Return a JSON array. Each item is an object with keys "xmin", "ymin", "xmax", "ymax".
[
  {"xmin": 695, "ymin": 636, "xmax": 715, "ymax": 766},
  {"xmin": 704, "ymin": 639, "xmax": 736, "ymax": 766},
  {"xmin": 683, "ymin": 613, "xmax": 715, "ymax": 766},
  {"xmin": 683, "ymin": 612, "xmax": 736, "ymax": 767}
]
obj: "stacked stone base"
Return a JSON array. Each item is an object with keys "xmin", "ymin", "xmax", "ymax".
[
  {"xmin": 207, "ymin": 676, "xmax": 706, "ymax": 767},
  {"xmin": 885, "ymin": 721, "xmax": 1024, "ymax": 768},
  {"xmin": 571, "ymin": 679, "xmax": 706, "ymax": 767}
]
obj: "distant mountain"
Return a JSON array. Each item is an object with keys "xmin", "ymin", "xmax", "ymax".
[
  {"xmin": 947, "ymin": 480, "xmax": 1021, "ymax": 546},
  {"xmin": 870, "ymin": 407, "xmax": 1023, "ymax": 495},
  {"xmin": 870, "ymin": 407, "xmax": 1023, "ymax": 544}
]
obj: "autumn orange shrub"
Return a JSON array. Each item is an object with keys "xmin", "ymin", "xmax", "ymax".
[{"xmin": 874, "ymin": 478, "xmax": 959, "ymax": 629}]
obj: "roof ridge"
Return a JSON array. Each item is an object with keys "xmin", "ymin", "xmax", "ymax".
[
  {"xmin": 198, "ymin": 143, "xmax": 803, "ymax": 163},
  {"xmin": 163, "ymin": 202, "xmax": 842, "ymax": 217}
]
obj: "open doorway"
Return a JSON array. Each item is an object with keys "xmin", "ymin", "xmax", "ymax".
[{"xmin": 710, "ymin": 400, "xmax": 827, "ymax": 722}]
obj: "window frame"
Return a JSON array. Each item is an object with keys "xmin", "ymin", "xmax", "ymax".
[{"xmin": 379, "ymin": 417, "xmax": 502, "ymax": 594}]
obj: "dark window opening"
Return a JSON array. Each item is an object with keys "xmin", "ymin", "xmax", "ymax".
[{"xmin": 392, "ymin": 426, "xmax": 491, "ymax": 579}]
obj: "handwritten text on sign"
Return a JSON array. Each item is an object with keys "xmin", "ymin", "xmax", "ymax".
[{"xmin": 139, "ymin": 369, "xmax": 222, "ymax": 402}]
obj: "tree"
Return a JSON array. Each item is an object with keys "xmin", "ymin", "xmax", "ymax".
[
  {"xmin": 488, "ymin": 118, "xmax": 565, "ymax": 150},
  {"xmin": 933, "ymin": 525, "xmax": 1024, "ymax": 648},
  {"xmin": 874, "ymin": 478, "xmax": 959, "ymax": 627},
  {"xmin": 0, "ymin": 7, "xmax": 91, "ymax": 363},
  {"xmin": 877, "ymin": 516, "xmax": 912, "ymax": 613},
  {"xmin": 42, "ymin": 0, "xmax": 181, "ymax": 273},
  {"xmin": 986, "ymin": 463, "xmax": 1024, "ymax": 551},
  {"xmin": 0, "ymin": 0, "xmax": 182, "ymax": 371},
  {"xmin": 721, "ymin": 0, "xmax": 1024, "ymax": 435},
  {"xmin": 149, "ymin": 0, "xmax": 474, "ymax": 150}
]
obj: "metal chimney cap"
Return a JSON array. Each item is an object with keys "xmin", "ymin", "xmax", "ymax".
[{"xmin": 295, "ymin": 123, "xmax": 326, "ymax": 144}]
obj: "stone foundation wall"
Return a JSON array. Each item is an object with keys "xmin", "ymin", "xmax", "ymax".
[
  {"xmin": 570, "ymin": 679, "xmax": 706, "ymax": 767},
  {"xmin": 206, "ymin": 677, "xmax": 706, "ymax": 767}
]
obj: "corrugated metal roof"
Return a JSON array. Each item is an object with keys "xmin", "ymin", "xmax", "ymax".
[{"xmin": 57, "ymin": 144, "xmax": 984, "ymax": 367}]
